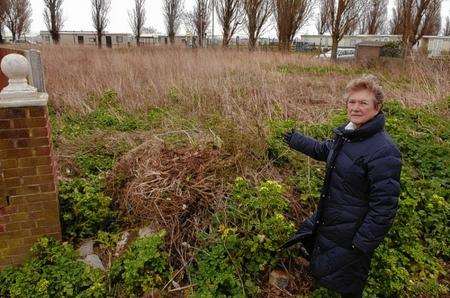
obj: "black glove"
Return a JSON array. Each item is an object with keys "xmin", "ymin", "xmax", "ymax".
[{"xmin": 283, "ymin": 129, "xmax": 295, "ymax": 145}]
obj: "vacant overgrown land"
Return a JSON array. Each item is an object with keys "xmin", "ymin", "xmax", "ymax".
[{"xmin": 1, "ymin": 46, "xmax": 448, "ymax": 297}]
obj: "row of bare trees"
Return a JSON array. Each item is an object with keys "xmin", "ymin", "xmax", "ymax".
[
  {"xmin": 0, "ymin": 0, "xmax": 31, "ymax": 43},
  {"xmin": 1, "ymin": 0, "xmax": 449, "ymax": 55}
]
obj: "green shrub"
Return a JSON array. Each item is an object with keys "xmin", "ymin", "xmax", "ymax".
[
  {"xmin": 191, "ymin": 178, "xmax": 296, "ymax": 297},
  {"xmin": 59, "ymin": 176, "xmax": 118, "ymax": 241},
  {"xmin": 0, "ymin": 237, "xmax": 105, "ymax": 297},
  {"xmin": 381, "ymin": 41, "xmax": 404, "ymax": 58},
  {"xmin": 109, "ymin": 230, "xmax": 170, "ymax": 297}
]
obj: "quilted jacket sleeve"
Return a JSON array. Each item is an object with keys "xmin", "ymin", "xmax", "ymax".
[
  {"xmin": 288, "ymin": 132, "xmax": 333, "ymax": 162},
  {"xmin": 352, "ymin": 145, "xmax": 402, "ymax": 256}
]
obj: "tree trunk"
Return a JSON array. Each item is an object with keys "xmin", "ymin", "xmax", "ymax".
[
  {"xmin": 222, "ymin": 23, "xmax": 230, "ymax": 47},
  {"xmin": 97, "ymin": 32, "xmax": 102, "ymax": 48},
  {"xmin": 12, "ymin": 31, "xmax": 16, "ymax": 42},
  {"xmin": 0, "ymin": 29, "xmax": 3, "ymax": 44},
  {"xmin": 169, "ymin": 32, "xmax": 175, "ymax": 44},
  {"xmin": 279, "ymin": 37, "xmax": 290, "ymax": 52},
  {"xmin": 51, "ymin": 31, "xmax": 60, "ymax": 44},
  {"xmin": 136, "ymin": 36, "xmax": 140, "ymax": 46},
  {"xmin": 331, "ymin": 35, "xmax": 339, "ymax": 61},
  {"xmin": 248, "ymin": 35, "xmax": 256, "ymax": 51}
]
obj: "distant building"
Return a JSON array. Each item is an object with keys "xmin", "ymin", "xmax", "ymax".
[
  {"xmin": 40, "ymin": 31, "xmax": 131, "ymax": 47},
  {"xmin": 300, "ymin": 34, "xmax": 450, "ymax": 57},
  {"xmin": 300, "ymin": 35, "xmax": 402, "ymax": 49},
  {"xmin": 138, "ymin": 35, "xmax": 192, "ymax": 46},
  {"xmin": 419, "ymin": 36, "xmax": 450, "ymax": 57}
]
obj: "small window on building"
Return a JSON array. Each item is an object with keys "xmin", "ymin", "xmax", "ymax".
[
  {"xmin": 89, "ymin": 37, "xmax": 97, "ymax": 43},
  {"xmin": 116, "ymin": 36, "xmax": 123, "ymax": 43}
]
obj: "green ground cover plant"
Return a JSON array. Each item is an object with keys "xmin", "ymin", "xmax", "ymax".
[
  {"xmin": 109, "ymin": 231, "xmax": 170, "ymax": 297},
  {"xmin": 0, "ymin": 238, "xmax": 105, "ymax": 297},
  {"xmin": 59, "ymin": 176, "xmax": 118, "ymax": 242},
  {"xmin": 191, "ymin": 178, "xmax": 296, "ymax": 297}
]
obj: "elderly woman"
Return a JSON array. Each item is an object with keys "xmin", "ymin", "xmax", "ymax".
[{"xmin": 282, "ymin": 75, "xmax": 402, "ymax": 297}]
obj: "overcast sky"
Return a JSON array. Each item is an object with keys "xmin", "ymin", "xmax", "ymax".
[{"xmin": 29, "ymin": 0, "xmax": 450, "ymax": 37}]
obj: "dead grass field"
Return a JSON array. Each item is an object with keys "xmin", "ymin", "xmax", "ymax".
[{"xmin": 42, "ymin": 45, "xmax": 449, "ymax": 118}]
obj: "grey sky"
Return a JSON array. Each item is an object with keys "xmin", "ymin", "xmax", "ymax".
[{"xmin": 29, "ymin": 0, "xmax": 450, "ymax": 37}]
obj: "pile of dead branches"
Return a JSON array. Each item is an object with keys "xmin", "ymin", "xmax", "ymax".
[{"xmin": 107, "ymin": 139, "xmax": 234, "ymax": 265}]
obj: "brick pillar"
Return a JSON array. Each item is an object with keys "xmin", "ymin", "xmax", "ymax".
[{"xmin": 0, "ymin": 54, "xmax": 61, "ymax": 269}]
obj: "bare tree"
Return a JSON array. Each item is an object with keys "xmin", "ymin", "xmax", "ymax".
[
  {"xmin": 444, "ymin": 16, "xmax": 450, "ymax": 36},
  {"xmin": 359, "ymin": 0, "xmax": 387, "ymax": 34},
  {"xmin": 390, "ymin": 0, "xmax": 442, "ymax": 55},
  {"xmin": 5, "ymin": 0, "xmax": 31, "ymax": 42},
  {"xmin": 422, "ymin": 0, "xmax": 440, "ymax": 36},
  {"xmin": 163, "ymin": 0, "xmax": 184, "ymax": 44},
  {"xmin": 91, "ymin": 0, "xmax": 111, "ymax": 48},
  {"xmin": 186, "ymin": 0, "xmax": 210, "ymax": 47},
  {"xmin": 326, "ymin": 0, "xmax": 363, "ymax": 60},
  {"xmin": 273, "ymin": 0, "xmax": 314, "ymax": 51},
  {"xmin": 389, "ymin": 3, "xmax": 402, "ymax": 34},
  {"xmin": 243, "ymin": 0, "xmax": 271, "ymax": 50},
  {"xmin": 316, "ymin": 0, "xmax": 329, "ymax": 35},
  {"xmin": 129, "ymin": 0, "xmax": 146, "ymax": 46},
  {"xmin": 0, "ymin": 0, "xmax": 9, "ymax": 43},
  {"xmin": 43, "ymin": 0, "xmax": 64, "ymax": 44},
  {"xmin": 216, "ymin": 0, "xmax": 243, "ymax": 47},
  {"xmin": 316, "ymin": 0, "xmax": 330, "ymax": 52}
]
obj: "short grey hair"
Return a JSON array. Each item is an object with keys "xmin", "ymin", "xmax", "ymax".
[{"xmin": 344, "ymin": 75, "xmax": 384, "ymax": 108}]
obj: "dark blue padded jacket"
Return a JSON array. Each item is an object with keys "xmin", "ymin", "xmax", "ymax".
[{"xmin": 286, "ymin": 112, "xmax": 402, "ymax": 295}]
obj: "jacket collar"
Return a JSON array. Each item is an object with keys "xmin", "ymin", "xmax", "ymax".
[{"xmin": 333, "ymin": 112, "xmax": 385, "ymax": 140}]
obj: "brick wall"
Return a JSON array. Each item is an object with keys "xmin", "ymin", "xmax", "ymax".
[{"xmin": 0, "ymin": 106, "xmax": 61, "ymax": 268}]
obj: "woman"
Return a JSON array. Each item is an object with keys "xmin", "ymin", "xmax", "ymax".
[{"xmin": 282, "ymin": 75, "xmax": 402, "ymax": 297}]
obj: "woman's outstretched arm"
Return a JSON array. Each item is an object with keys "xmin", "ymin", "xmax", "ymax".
[{"xmin": 284, "ymin": 130, "xmax": 333, "ymax": 162}]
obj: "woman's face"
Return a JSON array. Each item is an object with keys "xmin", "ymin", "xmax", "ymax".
[{"xmin": 346, "ymin": 89, "xmax": 380, "ymax": 128}]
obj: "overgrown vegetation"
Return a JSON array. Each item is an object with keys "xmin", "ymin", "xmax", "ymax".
[
  {"xmin": 191, "ymin": 178, "xmax": 296, "ymax": 296},
  {"xmin": 59, "ymin": 176, "xmax": 118, "ymax": 242},
  {"xmin": 2, "ymin": 48, "xmax": 448, "ymax": 297},
  {"xmin": 109, "ymin": 231, "xmax": 169, "ymax": 297},
  {"xmin": 0, "ymin": 238, "xmax": 105, "ymax": 297}
]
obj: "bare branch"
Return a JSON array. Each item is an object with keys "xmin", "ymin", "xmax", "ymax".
[
  {"xmin": 129, "ymin": 0, "xmax": 147, "ymax": 46},
  {"xmin": 216, "ymin": 0, "xmax": 243, "ymax": 47},
  {"xmin": 359, "ymin": 0, "xmax": 387, "ymax": 34},
  {"xmin": 243, "ymin": 0, "xmax": 272, "ymax": 50},
  {"xmin": 316, "ymin": 0, "xmax": 330, "ymax": 34},
  {"xmin": 444, "ymin": 16, "xmax": 450, "ymax": 36},
  {"xmin": 5, "ymin": 0, "xmax": 32, "ymax": 42},
  {"xmin": 43, "ymin": 0, "xmax": 64, "ymax": 44},
  {"xmin": 390, "ymin": 0, "xmax": 442, "ymax": 55},
  {"xmin": 163, "ymin": 0, "xmax": 184, "ymax": 44},
  {"xmin": 273, "ymin": 0, "xmax": 315, "ymax": 51},
  {"xmin": 0, "ymin": 0, "xmax": 9, "ymax": 43},
  {"xmin": 186, "ymin": 0, "xmax": 210, "ymax": 47},
  {"xmin": 326, "ymin": 0, "xmax": 364, "ymax": 60},
  {"xmin": 91, "ymin": 0, "xmax": 111, "ymax": 48}
]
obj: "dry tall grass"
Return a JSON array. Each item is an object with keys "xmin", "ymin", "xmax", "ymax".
[
  {"xmin": 41, "ymin": 45, "xmax": 449, "ymax": 188},
  {"xmin": 42, "ymin": 46, "xmax": 449, "ymax": 122}
]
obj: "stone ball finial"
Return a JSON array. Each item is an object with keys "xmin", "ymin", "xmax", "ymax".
[
  {"xmin": 0, "ymin": 53, "xmax": 47, "ymax": 107},
  {"xmin": 1, "ymin": 53, "xmax": 31, "ymax": 81}
]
